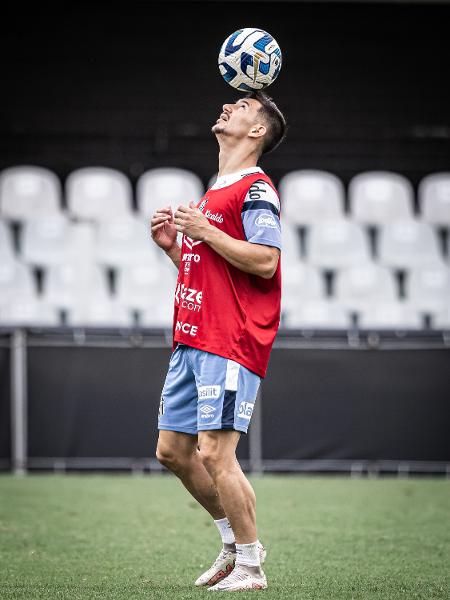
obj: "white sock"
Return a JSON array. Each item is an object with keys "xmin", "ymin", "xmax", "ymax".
[
  {"xmin": 235, "ymin": 540, "xmax": 261, "ymax": 567},
  {"xmin": 214, "ymin": 517, "xmax": 235, "ymax": 546}
]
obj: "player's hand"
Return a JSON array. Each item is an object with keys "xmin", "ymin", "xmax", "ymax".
[
  {"xmin": 150, "ymin": 206, "xmax": 178, "ymax": 251},
  {"xmin": 174, "ymin": 202, "xmax": 212, "ymax": 241}
]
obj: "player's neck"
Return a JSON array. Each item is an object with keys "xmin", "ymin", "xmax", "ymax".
[{"xmin": 217, "ymin": 144, "xmax": 259, "ymax": 178}]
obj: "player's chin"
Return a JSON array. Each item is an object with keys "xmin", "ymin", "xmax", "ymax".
[{"xmin": 212, "ymin": 120, "xmax": 226, "ymax": 133}]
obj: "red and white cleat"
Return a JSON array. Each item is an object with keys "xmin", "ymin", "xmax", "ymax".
[
  {"xmin": 195, "ymin": 542, "xmax": 266, "ymax": 587},
  {"xmin": 194, "ymin": 549, "xmax": 236, "ymax": 587},
  {"xmin": 207, "ymin": 564, "xmax": 268, "ymax": 592}
]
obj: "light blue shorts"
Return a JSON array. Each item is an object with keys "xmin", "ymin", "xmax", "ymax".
[{"xmin": 158, "ymin": 344, "xmax": 261, "ymax": 435}]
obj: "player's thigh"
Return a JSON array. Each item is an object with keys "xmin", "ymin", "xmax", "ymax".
[{"xmin": 158, "ymin": 344, "xmax": 198, "ymax": 435}]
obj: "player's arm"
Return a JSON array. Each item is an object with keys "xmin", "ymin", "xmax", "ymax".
[
  {"xmin": 174, "ymin": 203, "xmax": 279, "ymax": 279},
  {"xmin": 150, "ymin": 207, "xmax": 181, "ymax": 268},
  {"xmin": 164, "ymin": 243, "xmax": 181, "ymax": 269},
  {"xmin": 204, "ymin": 227, "xmax": 279, "ymax": 279}
]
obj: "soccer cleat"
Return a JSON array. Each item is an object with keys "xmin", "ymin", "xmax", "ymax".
[
  {"xmin": 194, "ymin": 549, "xmax": 236, "ymax": 587},
  {"xmin": 207, "ymin": 564, "xmax": 268, "ymax": 592},
  {"xmin": 195, "ymin": 542, "xmax": 266, "ymax": 587}
]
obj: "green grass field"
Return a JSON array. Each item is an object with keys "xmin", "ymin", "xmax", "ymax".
[{"xmin": 0, "ymin": 475, "xmax": 449, "ymax": 599}]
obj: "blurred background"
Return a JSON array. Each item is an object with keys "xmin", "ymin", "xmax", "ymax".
[{"xmin": 1, "ymin": 0, "xmax": 449, "ymax": 476}]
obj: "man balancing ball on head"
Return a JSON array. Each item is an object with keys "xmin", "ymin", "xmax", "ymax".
[{"xmin": 150, "ymin": 91, "xmax": 286, "ymax": 592}]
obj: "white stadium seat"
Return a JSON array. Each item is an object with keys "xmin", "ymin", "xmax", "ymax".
[
  {"xmin": 405, "ymin": 264, "xmax": 450, "ymax": 312},
  {"xmin": 334, "ymin": 264, "xmax": 398, "ymax": 311},
  {"xmin": 307, "ymin": 219, "xmax": 371, "ymax": 269},
  {"xmin": 137, "ymin": 168, "xmax": 204, "ymax": 217},
  {"xmin": 116, "ymin": 262, "xmax": 177, "ymax": 311},
  {"xmin": 349, "ymin": 171, "xmax": 414, "ymax": 226},
  {"xmin": 0, "ymin": 166, "xmax": 61, "ymax": 220},
  {"xmin": 66, "ymin": 167, "xmax": 133, "ymax": 221},
  {"xmin": 280, "ymin": 221, "xmax": 302, "ymax": 264},
  {"xmin": 0, "ymin": 261, "xmax": 36, "ymax": 307},
  {"xmin": 21, "ymin": 217, "xmax": 97, "ymax": 267},
  {"xmin": 432, "ymin": 307, "xmax": 450, "ymax": 329},
  {"xmin": 0, "ymin": 220, "xmax": 15, "ymax": 260},
  {"xmin": 378, "ymin": 220, "xmax": 442, "ymax": 268},
  {"xmin": 139, "ymin": 303, "xmax": 174, "ymax": 327},
  {"xmin": 358, "ymin": 302, "xmax": 422, "ymax": 329},
  {"xmin": 284, "ymin": 300, "xmax": 350, "ymax": 329},
  {"xmin": 419, "ymin": 173, "xmax": 450, "ymax": 226},
  {"xmin": 0, "ymin": 298, "xmax": 60, "ymax": 327},
  {"xmin": 96, "ymin": 216, "xmax": 155, "ymax": 267},
  {"xmin": 281, "ymin": 261, "xmax": 325, "ymax": 313},
  {"xmin": 279, "ymin": 170, "xmax": 344, "ymax": 226},
  {"xmin": 66, "ymin": 300, "xmax": 133, "ymax": 327},
  {"xmin": 42, "ymin": 263, "xmax": 110, "ymax": 310},
  {"xmin": 21, "ymin": 221, "xmax": 96, "ymax": 267},
  {"xmin": 68, "ymin": 223, "xmax": 97, "ymax": 264},
  {"xmin": 20, "ymin": 214, "xmax": 71, "ymax": 266}
]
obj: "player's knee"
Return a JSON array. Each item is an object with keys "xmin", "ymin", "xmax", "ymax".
[{"xmin": 156, "ymin": 443, "xmax": 184, "ymax": 472}]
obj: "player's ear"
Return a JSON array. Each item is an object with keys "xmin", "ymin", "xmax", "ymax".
[{"xmin": 248, "ymin": 123, "xmax": 266, "ymax": 140}]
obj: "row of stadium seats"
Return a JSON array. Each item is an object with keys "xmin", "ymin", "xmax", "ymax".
[
  {"xmin": 2, "ymin": 259, "xmax": 448, "ymax": 310},
  {"xmin": 1, "ymin": 166, "xmax": 450, "ymax": 226},
  {"xmin": 0, "ymin": 166, "xmax": 202, "ymax": 222},
  {"xmin": 280, "ymin": 171, "xmax": 450, "ymax": 227},
  {"xmin": 1, "ymin": 294, "xmax": 449, "ymax": 329},
  {"xmin": 0, "ymin": 261, "xmax": 175, "ymax": 309},
  {"xmin": 1, "ymin": 217, "xmax": 449, "ymax": 270},
  {"xmin": 0, "ymin": 260, "xmax": 175, "ymax": 327},
  {"xmin": 1, "ymin": 165, "xmax": 449, "ymax": 330},
  {"xmin": 0, "ymin": 297, "xmax": 173, "ymax": 328},
  {"xmin": 0, "ymin": 218, "xmax": 157, "ymax": 267},
  {"xmin": 0, "ymin": 295, "xmax": 449, "ymax": 329},
  {"xmin": 1, "ymin": 258, "xmax": 449, "ymax": 328},
  {"xmin": 282, "ymin": 261, "xmax": 450, "ymax": 313},
  {"xmin": 281, "ymin": 220, "xmax": 448, "ymax": 269},
  {"xmin": 2, "ymin": 217, "xmax": 450, "ymax": 305}
]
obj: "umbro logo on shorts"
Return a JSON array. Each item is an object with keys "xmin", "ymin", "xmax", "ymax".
[{"xmin": 200, "ymin": 404, "xmax": 216, "ymax": 419}]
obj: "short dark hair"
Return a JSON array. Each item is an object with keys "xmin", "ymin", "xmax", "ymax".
[{"xmin": 246, "ymin": 91, "xmax": 287, "ymax": 155}]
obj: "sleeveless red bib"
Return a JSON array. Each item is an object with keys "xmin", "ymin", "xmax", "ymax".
[{"xmin": 172, "ymin": 172, "xmax": 281, "ymax": 378}]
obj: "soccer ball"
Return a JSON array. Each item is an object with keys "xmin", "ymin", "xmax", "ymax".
[{"xmin": 218, "ymin": 28, "xmax": 282, "ymax": 91}]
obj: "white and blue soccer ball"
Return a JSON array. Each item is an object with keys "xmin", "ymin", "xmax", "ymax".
[{"xmin": 218, "ymin": 28, "xmax": 282, "ymax": 91}]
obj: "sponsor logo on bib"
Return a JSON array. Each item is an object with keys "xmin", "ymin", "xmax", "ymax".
[
  {"xmin": 205, "ymin": 209, "xmax": 224, "ymax": 223},
  {"xmin": 175, "ymin": 320, "xmax": 198, "ymax": 337}
]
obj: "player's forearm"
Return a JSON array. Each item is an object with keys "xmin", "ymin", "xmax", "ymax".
[
  {"xmin": 203, "ymin": 226, "xmax": 277, "ymax": 279},
  {"xmin": 165, "ymin": 243, "xmax": 181, "ymax": 269}
]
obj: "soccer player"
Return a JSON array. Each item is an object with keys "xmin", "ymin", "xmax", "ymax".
[{"xmin": 150, "ymin": 91, "xmax": 286, "ymax": 592}]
